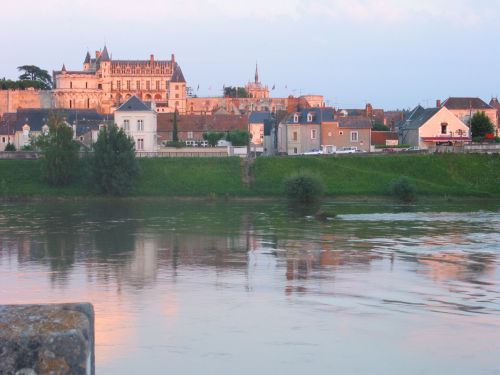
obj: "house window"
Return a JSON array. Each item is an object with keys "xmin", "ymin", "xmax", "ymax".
[
  {"xmin": 137, "ymin": 138, "xmax": 144, "ymax": 150},
  {"xmin": 311, "ymin": 129, "xmax": 317, "ymax": 140},
  {"xmin": 441, "ymin": 123, "xmax": 448, "ymax": 135},
  {"xmin": 188, "ymin": 131, "xmax": 193, "ymax": 139},
  {"xmin": 350, "ymin": 131, "xmax": 359, "ymax": 142},
  {"xmin": 137, "ymin": 119, "xmax": 144, "ymax": 132},
  {"xmin": 123, "ymin": 119, "xmax": 130, "ymax": 131},
  {"xmin": 293, "ymin": 114, "xmax": 299, "ymax": 123},
  {"xmin": 293, "ymin": 131, "xmax": 298, "ymax": 141},
  {"xmin": 307, "ymin": 113, "xmax": 313, "ymax": 122}
]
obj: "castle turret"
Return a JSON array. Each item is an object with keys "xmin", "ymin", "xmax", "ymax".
[{"xmin": 83, "ymin": 51, "xmax": 91, "ymax": 71}]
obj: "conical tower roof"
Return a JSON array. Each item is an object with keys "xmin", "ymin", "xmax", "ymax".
[
  {"xmin": 99, "ymin": 45, "xmax": 110, "ymax": 61},
  {"xmin": 84, "ymin": 51, "xmax": 91, "ymax": 64}
]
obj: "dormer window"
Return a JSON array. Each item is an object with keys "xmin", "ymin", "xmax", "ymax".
[
  {"xmin": 293, "ymin": 114, "xmax": 299, "ymax": 123},
  {"xmin": 307, "ymin": 113, "xmax": 313, "ymax": 122}
]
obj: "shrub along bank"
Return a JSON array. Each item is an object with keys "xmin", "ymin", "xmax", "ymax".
[{"xmin": 1, "ymin": 154, "xmax": 500, "ymax": 198}]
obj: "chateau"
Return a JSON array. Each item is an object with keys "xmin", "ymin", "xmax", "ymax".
[
  {"xmin": 52, "ymin": 46, "xmax": 186, "ymax": 114},
  {"xmin": 0, "ymin": 46, "xmax": 325, "ymax": 117}
]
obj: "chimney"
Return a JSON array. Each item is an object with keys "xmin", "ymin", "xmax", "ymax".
[
  {"xmin": 436, "ymin": 99, "xmax": 441, "ymax": 108},
  {"xmin": 171, "ymin": 54, "xmax": 175, "ymax": 65},
  {"xmin": 150, "ymin": 54, "xmax": 154, "ymax": 65}
]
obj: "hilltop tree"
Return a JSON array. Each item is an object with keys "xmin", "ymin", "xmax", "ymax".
[
  {"xmin": 470, "ymin": 112, "xmax": 494, "ymax": 138},
  {"xmin": 17, "ymin": 65, "xmax": 52, "ymax": 89},
  {"xmin": 223, "ymin": 86, "xmax": 250, "ymax": 98},
  {"xmin": 90, "ymin": 125, "xmax": 140, "ymax": 195}
]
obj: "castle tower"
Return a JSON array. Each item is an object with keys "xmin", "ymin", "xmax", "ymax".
[
  {"xmin": 167, "ymin": 61, "xmax": 187, "ymax": 113},
  {"xmin": 83, "ymin": 51, "xmax": 91, "ymax": 71}
]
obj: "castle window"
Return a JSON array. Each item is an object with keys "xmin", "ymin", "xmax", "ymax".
[
  {"xmin": 70, "ymin": 82, "xmax": 73, "ymax": 89},
  {"xmin": 175, "ymin": 101, "xmax": 179, "ymax": 107},
  {"xmin": 146, "ymin": 81, "xmax": 150, "ymax": 90},
  {"xmin": 136, "ymin": 81, "xmax": 141, "ymax": 90},
  {"xmin": 127, "ymin": 81, "xmax": 131, "ymax": 90},
  {"xmin": 111, "ymin": 82, "xmax": 113, "ymax": 91},
  {"xmin": 85, "ymin": 82, "xmax": 88, "ymax": 89},
  {"xmin": 69, "ymin": 100, "xmax": 72, "ymax": 109},
  {"xmin": 137, "ymin": 120, "xmax": 144, "ymax": 132},
  {"xmin": 87, "ymin": 98, "xmax": 90, "ymax": 108},
  {"xmin": 175, "ymin": 94, "xmax": 179, "ymax": 99},
  {"xmin": 98, "ymin": 84, "xmax": 102, "ymax": 90},
  {"xmin": 175, "ymin": 85, "xmax": 179, "ymax": 90},
  {"xmin": 117, "ymin": 81, "xmax": 121, "ymax": 91},
  {"xmin": 156, "ymin": 81, "xmax": 160, "ymax": 90}
]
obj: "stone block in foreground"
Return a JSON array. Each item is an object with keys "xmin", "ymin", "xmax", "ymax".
[{"xmin": 0, "ymin": 303, "xmax": 94, "ymax": 375}]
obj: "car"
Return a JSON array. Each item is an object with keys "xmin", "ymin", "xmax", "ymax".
[
  {"xmin": 185, "ymin": 140, "xmax": 198, "ymax": 147},
  {"xmin": 199, "ymin": 140, "xmax": 209, "ymax": 147},
  {"xmin": 302, "ymin": 149, "xmax": 324, "ymax": 155},
  {"xmin": 335, "ymin": 147, "xmax": 358, "ymax": 154}
]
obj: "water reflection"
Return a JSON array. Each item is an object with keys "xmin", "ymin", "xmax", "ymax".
[{"xmin": 0, "ymin": 200, "xmax": 499, "ymax": 374}]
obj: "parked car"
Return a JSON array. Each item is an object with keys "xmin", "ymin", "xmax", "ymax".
[
  {"xmin": 217, "ymin": 140, "xmax": 232, "ymax": 147},
  {"xmin": 185, "ymin": 140, "xmax": 198, "ymax": 147},
  {"xmin": 336, "ymin": 147, "xmax": 358, "ymax": 154},
  {"xmin": 382, "ymin": 148, "xmax": 396, "ymax": 153},
  {"xmin": 303, "ymin": 149, "xmax": 323, "ymax": 155},
  {"xmin": 199, "ymin": 140, "xmax": 209, "ymax": 147}
]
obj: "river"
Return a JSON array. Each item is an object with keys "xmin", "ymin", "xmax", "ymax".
[{"xmin": 0, "ymin": 199, "xmax": 499, "ymax": 374}]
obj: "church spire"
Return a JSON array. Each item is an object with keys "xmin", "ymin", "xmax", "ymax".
[{"xmin": 255, "ymin": 62, "xmax": 259, "ymax": 84}]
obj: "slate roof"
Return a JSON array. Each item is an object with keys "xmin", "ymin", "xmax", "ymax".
[
  {"xmin": 285, "ymin": 107, "xmax": 335, "ymax": 124},
  {"xmin": 0, "ymin": 113, "xmax": 17, "ymax": 135},
  {"xmin": 338, "ymin": 116, "xmax": 372, "ymax": 129},
  {"xmin": 400, "ymin": 107, "xmax": 440, "ymax": 130},
  {"xmin": 442, "ymin": 97, "xmax": 492, "ymax": 110},
  {"xmin": 10, "ymin": 109, "xmax": 108, "ymax": 132},
  {"xmin": 249, "ymin": 111, "xmax": 272, "ymax": 124},
  {"xmin": 157, "ymin": 113, "xmax": 248, "ymax": 133},
  {"xmin": 116, "ymin": 96, "xmax": 152, "ymax": 112},
  {"xmin": 171, "ymin": 63, "xmax": 186, "ymax": 83},
  {"xmin": 489, "ymin": 97, "xmax": 500, "ymax": 110},
  {"xmin": 99, "ymin": 46, "xmax": 110, "ymax": 61}
]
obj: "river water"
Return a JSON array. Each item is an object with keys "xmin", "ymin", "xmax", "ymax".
[{"xmin": 0, "ymin": 199, "xmax": 499, "ymax": 374}]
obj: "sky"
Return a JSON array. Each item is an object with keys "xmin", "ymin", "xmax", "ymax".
[{"xmin": 1, "ymin": 0, "xmax": 499, "ymax": 109}]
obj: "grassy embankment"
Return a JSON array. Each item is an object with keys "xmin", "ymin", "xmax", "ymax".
[{"xmin": 1, "ymin": 154, "xmax": 500, "ymax": 198}]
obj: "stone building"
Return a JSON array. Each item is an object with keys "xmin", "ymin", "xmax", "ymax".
[{"xmin": 52, "ymin": 46, "xmax": 186, "ymax": 115}]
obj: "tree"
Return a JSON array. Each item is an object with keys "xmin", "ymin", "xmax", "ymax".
[
  {"xmin": 37, "ymin": 112, "xmax": 80, "ymax": 186},
  {"xmin": 470, "ymin": 112, "xmax": 495, "ymax": 139},
  {"xmin": 372, "ymin": 123, "xmax": 390, "ymax": 131},
  {"xmin": 90, "ymin": 125, "xmax": 140, "ymax": 195},
  {"xmin": 203, "ymin": 132, "xmax": 225, "ymax": 147},
  {"xmin": 226, "ymin": 130, "xmax": 251, "ymax": 146},
  {"xmin": 17, "ymin": 65, "xmax": 52, "ymax": 89},
  {"xmin": 223, "ymin": 86, "xmax": 250, "ymax": 98},
  {"xmin": 172, "ymin": 110, "xmax": 179, "ymax": 142},
  {"xmin": 4, "ymin": 143, "xmax": 16, "ymax": 151}
]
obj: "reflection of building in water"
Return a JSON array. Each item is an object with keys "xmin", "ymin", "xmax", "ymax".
[
  {"xmin": 123, "ymin": 235, "xmax": 160, "ymax": 288},
  {"xmin": 418, "ymin": 252, "xmax": 497, "ymax": 283}
]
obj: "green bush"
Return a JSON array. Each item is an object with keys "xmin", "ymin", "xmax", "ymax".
[
  {"xmin": 389, "ymin": 177, "xmax": 417, "ymax": 203},
  {"xmin": 283, "ymin": 171, "xmax": 324, "ymax": 203},
  {"xmin": 90, "ymin": 125, "xmax": 140, "ymax": 196},
  {"xmin": 4, "ymin": 143, "xmax": 16, "ymax": 152},
  {"xmin": 164, "ymin": 141, "xmax": 186, "ymax": 148}
]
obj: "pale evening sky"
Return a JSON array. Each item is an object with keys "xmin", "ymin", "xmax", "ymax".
[{"xmin": 1, "ymin": 0, "xmax": 499, "ymax": 109}]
